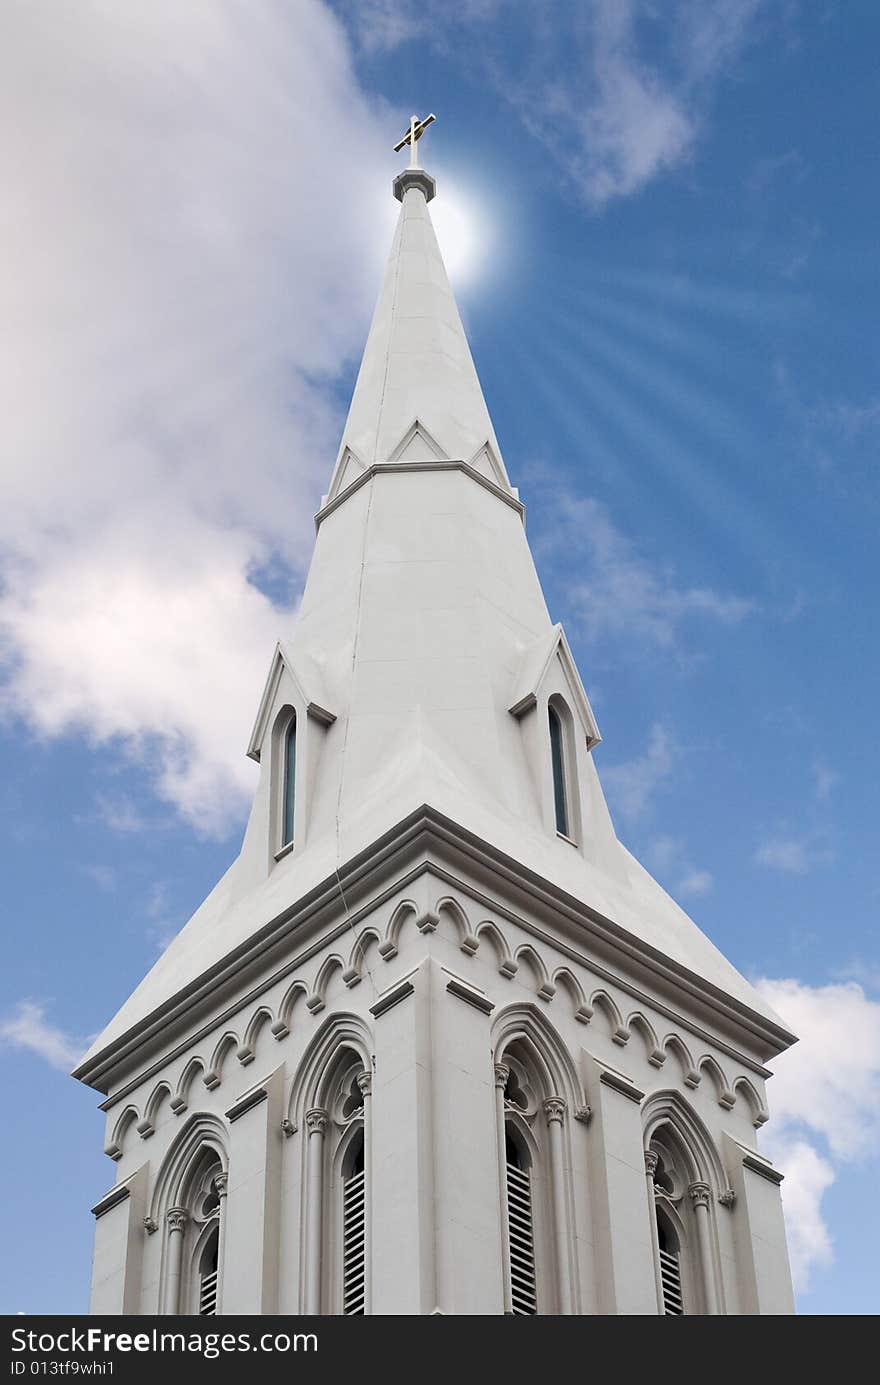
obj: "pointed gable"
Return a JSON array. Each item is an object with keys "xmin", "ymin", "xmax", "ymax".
[
  {"xmin": 247, "ymin": 642, "xmax": 335, "ymax": 763},
  {"xmin": 508, "ymin": 624, "xmax": 601, "ymax": 747}
]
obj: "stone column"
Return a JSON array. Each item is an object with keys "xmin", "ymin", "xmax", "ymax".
[
  {"xmin": 494, "ymin": 1063, "xmax": 512, "ymax": 1314},
  {"xmin": 644, "ymin": 1150, "xmax": 664, "ymax": 1313},
  {"xmin": 543, "ymin": 1096, "xmax": 572, "ymax": 1315},
  {"xmin": 356, "ymin": 1071, "xmax": 372, "ymax": 1316},
  {"xmin": 214, "ymin": 1171, "xmax": 228, "ymax": 1316},
  {"xmin": 304, "ymin": 1107, "xmax": 329, "ymax": 1315},
  {"xmin": 689, "ymin": 1182, "xmax": 719, "ymax": 1315},
  {"xmin": 164, "ymin": 1208, "xmax": 188, "ymax": 1315}
]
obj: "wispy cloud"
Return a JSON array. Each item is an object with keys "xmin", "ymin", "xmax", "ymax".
[
  {"xmin": 342, "ymin": 0, "xmax": 766, "ymax": 208},
  {"xmin": 646, "ymin": 835, "xmax": 713, "ymax": 900},
  {"xmin": 754, "ymin": 832, "xmax": 834, "ymax": 875},
  {"xmin": 755, "ymin": 977, "xmax": 880, "ymax": 1291},
  {"xmin": 0, "ymin": 1001, "xmax": 85, "ymax": 1072},
  {"xmin": 677, "ymin": 867, "xmax": 713, "ymax": 898},
  {"xmin": 813, "ymin": 759, "xmax": 839, "ymax": 803},
  {"xmin": 603, "ymin": 723, "xmax": 674, "ymax": 823},
  {"xmin": 534, "ymin": 489, "xmax": 752, "ymax": 651},
  {"xmin": 80, "ymin": 864, "xmax": 117, "ymax": 894}
]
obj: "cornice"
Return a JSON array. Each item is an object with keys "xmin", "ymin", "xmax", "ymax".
[{"xmin": 77, "ymin": 804, "xmax": 795, "ymax": 1100}]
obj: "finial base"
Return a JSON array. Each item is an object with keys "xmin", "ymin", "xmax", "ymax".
[{"xmin": 393, "ymin": 168, "xmax": 436, "ymax": 203}]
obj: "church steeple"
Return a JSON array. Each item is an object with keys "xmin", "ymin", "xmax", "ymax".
[
  {"xmin": 75, "ymin": 120, "xmax": 796, "ymax": 1321},
  {"xmin": 326, "ymin": 115, "xmax": 512, "ymax": 500}
]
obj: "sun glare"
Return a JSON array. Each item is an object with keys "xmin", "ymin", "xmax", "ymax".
[{"xmin": 431, "ymin": 181, "xmax": 491, "ymax": 288}]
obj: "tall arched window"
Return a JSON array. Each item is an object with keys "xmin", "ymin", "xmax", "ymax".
[
  {"xmin": 162, "ymin": 1147, "xmax": 227, "ymax": 1315},
  {"xmin": 645, "ymin": 1125, "xmax": 721, "ymax": 1315},
  {"xmin": 300, "ymin": 1045, "xmax": 372, "ymax": 1315},
  {"xmin": 548, "ymin": 702, "xmax": 569, "ymax": 837},
  {"xmin": 282, "ymin": 713, "xmax": 297, "ymax": 848},
  {"xmin": 494, "ymin": 1042, "xmax": 573, "ymax": 1315}
]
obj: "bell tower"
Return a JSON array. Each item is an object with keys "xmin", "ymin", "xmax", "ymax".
[{"xmin": 75, "ymin": 119, "xmax": 796, "ymax": 1316}]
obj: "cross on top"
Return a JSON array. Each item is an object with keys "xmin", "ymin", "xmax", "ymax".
[{"xmin": 393, "ymin": 112, "xmax": 436, "ymax": 167}]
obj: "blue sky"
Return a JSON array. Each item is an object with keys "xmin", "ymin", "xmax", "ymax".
[{"xmin": 1, "ymin": 0, "xmax": 878, "ymax": 1315}]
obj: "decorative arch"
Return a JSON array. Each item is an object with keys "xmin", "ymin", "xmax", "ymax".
[
  {"xmin": 589, "ymin": 988, "xmax": 629, "ymax": 1045},
  {"xmin": 627, "ymin": 1011, "xmax": 666, "ymax": 1068},
  {"xmin": 492, "ymin": 1003, "xmax": 586, "ymax": 1117},
  {"xmin": 380, "ymin": 900, "xmax": 420, "ymax": 959},
  {"xmin": 273, "ymin": 979, "xmax": 309, "ymax": 1039},
  {"xmin": 476, "ymin": 922, "xmax": 518, "ymax": 979},
  {"xmin": 307, "ymin": 956, "xmax": 346, "ymax": 1015},
  {"xmin": 203, "ymin": 1032, "xmax": 239, "ymax": 1091},
  {"xmin": 148, "ymin": 1111, "xmax": 229, "ymax": 1226},
  {"xmin": 698, "ymin": 1056, "xmax": 736, "ymax": 1110},
  {"xmin": 105, "ymin": 1105, "xmax": 139, "ymax": 1161},
  {"xmin": 733, "ymin": 1076, "xmax": 769, "ymax": 1128},
  {"xmin": 435, "ymin": 896, "xmax": 479, "ymax": 955},
  {"xmin": 237, "ymin": 1008, "xmax": 274, "ymax": 1066},
  {"xmin": 642, "ymin": 1089, "xmax": 727, "ymax": 1193},
  {"xmin": 288, "ymin": 1011, "xmax": 374, "ymax": 1126},
  {"xmin": 662, "ymin": 1033, "xmax": 701, "ymax": 1089},
  {"xmin": 343, "ymin": 928, "xmax": 382, "ymax": 987},
  {"xmin": 552, "ymin": 967, "xmax": 592, "ymax": 1023},
  {"xmin": 171, "ymin": 1057, "xmax": 206, "ymax": 1114},
  {"xmin": 515, "ymin": 945, "xmax": 556, "ymax": 1002},
  {"xmin": 138, "ymin": 1082, "xmax": 172, "ymax": 1139}
]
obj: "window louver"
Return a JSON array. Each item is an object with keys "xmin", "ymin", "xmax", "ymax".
[
  {"xmin": 506, "ymin": 1157, "xmax": 537, "ymax": 1315},
  {"xmin": 342, "ymin": 1168, "xmax": 366, "ymax": 1315},
  {"xmin": 199, "ymin": 1267, "xmax": 218, "ymax": 1316},
  {"xmin": 659, "ymin": 1246, "xmax": 683, "ymax": 1315}
]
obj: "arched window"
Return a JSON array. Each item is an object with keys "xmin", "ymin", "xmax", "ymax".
[
  {"xmin": 645, "ymin": 1127, "xmax": 721, "ymax": 1314},
  {"xmin": 300, "ymin": 1045, "xmax": 372, "ymax": 1315},
  {"xmin": 282, "ymin": 713, "xmax": 297, "ymax": 848},
  {"xmin": 494, "ymin": 1043, "xmax": 572, "ymax": 1315},
  {"xmin": 161, "ymin": 1146, "xmax": 226, "ymax": 1315},
  {"xmin": 548, "ymin": 701, "xmax": 569, "ymax": 837}
]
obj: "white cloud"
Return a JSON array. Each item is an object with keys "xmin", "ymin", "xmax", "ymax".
[
  {"xmin": 754, "ymin": 837, "xmax": 811, "ymax": 874},
  {"xmin": 342, "ymin": 0, "xmax": 765, "ymax": 208},
  {"xmin": 536, "ymin": 490, "xmax": 752, "ymax": 650},
  {"xmin": 754, "ymin": 833, "xmax": 834, "ymax": 876},
  {"xmin": 755, "ymin": 977, "xmax": 880, "ymax": 1291},
  {"xmin": 0, "ymin": 2, "xmax": 396, "ymax": 835},
  {"xmin": 0, "ymin": 1001, "xmax": 84, "ymax": 1072},
  {"xmin": 677, "ymin": 867, "xmax": 713, "ymax": 898},
  {"xmin": 813, "ymin": 759, "xmax": 840, "ymax": 803},
  {"xmin": 603, "ymin": 722, "xmax": 674, "ymax": 822}
]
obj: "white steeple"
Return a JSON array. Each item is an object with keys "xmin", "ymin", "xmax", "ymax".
[
  {"xmin": 77, "ymin": 127, "xmax": 796, "ymax": 1321},
  {"xmin": 76, "ymin": 126, "xmax": 791, "ymax": 1072}
]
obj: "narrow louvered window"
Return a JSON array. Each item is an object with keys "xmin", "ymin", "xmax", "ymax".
[
  {"xmin": 198, "ymin": 1227, "xmax": 219, "ymax": 1316},
  {"xmin": 342, "ymin": 1136, "xmax": 366, "ymax": 1315},
  {"xmin": 657, "ymin": 1213, "xmax": 683, "ymax": 1316},
  {"xmin": 505, "ymin": 1133, "xmax": 537, "ymax": 1315}
]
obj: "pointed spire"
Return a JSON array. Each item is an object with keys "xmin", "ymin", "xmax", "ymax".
[{"xmin": 327, "ymin": 124, "xmax": 510, "ymax": 494}]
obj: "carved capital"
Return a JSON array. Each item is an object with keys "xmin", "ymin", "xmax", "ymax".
[
  {"xmin": 543, "ymin": 1096, "xmax": 566, "ymax": 1126},
  {"xmin": 356, "ymin": 1069, "xmax": 372, "ymax": 1098},
  {"xmin": 718, "ymin": 1187, "xmax": 737, "ymax": 1208},
  {"xmin": 573, "ymin": 1104, "xmax": 592, "ymax": 1125},
  {"xmin": 688, "ymin": 1180, "xmax": 711, "ymax": 1210},
  {"xmin": 143, "ymin": 1216, "xmax": 158, "ymax": 1236},
  {"xmin": 213, "ymin": 1171, "xmax": 228, "ymax": 1199},
  {"xmin": 494, "ymin": 1062, "xmax": 510, "ymax": 1091},
  {"xmin": 280, "ymin": 1118, "xmax": 297, "ymax": 1139},
  {"xmin": 644, "ymin": 1148, "xmax": 660, "ymax": 1178},
  {"xmin": 166, "ymin": 1206, "xmax": 188, "ymax": 1234},
  {"xmin": 305, "ymin": 1107, "xmax": 329, "ymax": 1137}
]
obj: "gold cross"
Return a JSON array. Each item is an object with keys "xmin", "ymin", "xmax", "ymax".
[{"xmin": 393, "ymin": 112, "xmax": 436, "ymax": 167}]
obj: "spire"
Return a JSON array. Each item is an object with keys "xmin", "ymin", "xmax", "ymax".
[{"xmin": 325, "ymin": 115, "xmax": 511, "ymax": 500}]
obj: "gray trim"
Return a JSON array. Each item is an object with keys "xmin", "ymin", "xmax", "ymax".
[
  {"xmin": 91, "ymin": 1184, "xmax": 131, "ymax": 1219},
  {"xmin": 369, "ymin": 978, "xmax": 415, "ymax": 1018},
  {"xmin": 598, "ymin": 1068, "xmax": 644, "ymax": 1104},
  {"xmin": 226, "ymin": 1086, "xmax": 269, "ymax": 1124},
  {"xmin": 742, "ymin": 1152, "xmax": 784, "ymax": 1185},
  {"xmin": 446, "ymin": 978, "xmax": 494, "ymax": 1015},
  {"xmin": 315, "ymin": 460, "xmax": 524, "ymax": 531}
]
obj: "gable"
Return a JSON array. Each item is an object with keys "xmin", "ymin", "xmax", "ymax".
[{"xmin": 508, "ymin": 624, "xmax": 601, "ymax": 747}]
